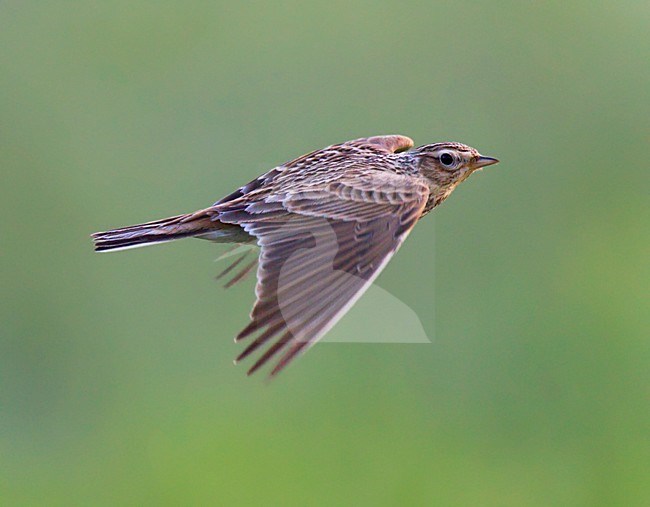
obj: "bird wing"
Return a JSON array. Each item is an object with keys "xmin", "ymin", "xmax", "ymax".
[
  {"xmin": 281, "ymin": 135, "xmax": 414, "ymax": 171},
  {"xmin": 351, "ymin": 134, "xmax": 414, "ymax": 153},
  {"xmin": 214, "ymin": 171, "xmax": 429, "ymax": 376},
  {"xmin": 211, "ymin": 135, "xmax": 415, "ymax": 207}
]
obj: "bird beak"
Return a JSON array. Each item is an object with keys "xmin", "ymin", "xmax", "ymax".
[{"xmin": 473, "ymin": 155, "xmax": 500, "ymax": 169}]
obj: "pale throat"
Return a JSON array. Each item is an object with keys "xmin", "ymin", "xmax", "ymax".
[{"xmin": 423, "ymin": 181, "xmax": 459, "ymax": 212}]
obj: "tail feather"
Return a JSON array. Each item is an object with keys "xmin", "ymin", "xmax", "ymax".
[{"xmin": 92, "ymin": 212, "xmax": 213, "ymax": 252}]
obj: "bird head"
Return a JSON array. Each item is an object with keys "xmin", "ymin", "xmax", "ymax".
[{"xmin": 414, "ymin": 142, "xmax": 499, "ymax": 195}]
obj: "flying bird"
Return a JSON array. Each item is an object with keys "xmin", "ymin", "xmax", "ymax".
[{"xmin": 92, "ymin": 135, "xmax": 499, "ymax": 377}]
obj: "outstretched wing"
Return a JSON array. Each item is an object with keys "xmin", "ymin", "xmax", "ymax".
[{"xmin": 215, "ymin": 170, "xmax": 429, "ymax": 377}]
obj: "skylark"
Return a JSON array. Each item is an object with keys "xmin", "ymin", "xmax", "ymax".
[{"xmin": 92, "ymin": 135, "xmax": 499, "ymax": 376}]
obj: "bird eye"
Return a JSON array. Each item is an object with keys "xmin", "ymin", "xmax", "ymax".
[{"xmin": 439, "ymin": 152, "xmax": 455, "ymax": 168}]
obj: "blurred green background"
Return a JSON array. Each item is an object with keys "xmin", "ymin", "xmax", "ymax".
[{"xmin": 1, "ymin": 2, "xmax": 648, "ymax": 505}]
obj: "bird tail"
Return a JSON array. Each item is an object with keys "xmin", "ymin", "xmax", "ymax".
[{"xmin": 91, "ymin": 210, "xmax": 215, "ymax": 252}]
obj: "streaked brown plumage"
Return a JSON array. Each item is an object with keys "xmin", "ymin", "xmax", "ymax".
[{"xmin": 92, "ymin": 135, "xmax": 499, "ymax": 377}]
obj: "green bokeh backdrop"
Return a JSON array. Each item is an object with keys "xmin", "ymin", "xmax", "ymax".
[{"xmin": 1, "ymin": 2, "xmax": 648, "ymax": 505}]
